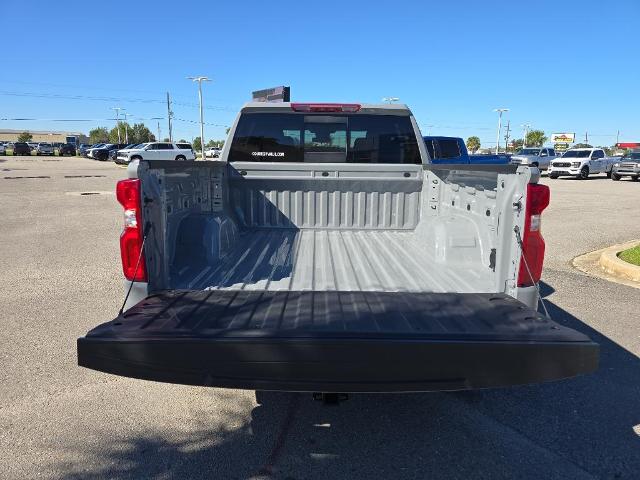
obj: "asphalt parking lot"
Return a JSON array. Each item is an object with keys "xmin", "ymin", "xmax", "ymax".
[{"xmin": 1, "ymin": 155, "xmax": 639, "ymax": 479}]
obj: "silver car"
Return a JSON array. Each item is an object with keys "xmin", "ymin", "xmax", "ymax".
[
  {"xmin": 510, "ymin": 147, "xmax": 558, "ymax": 170},
  {"xmin": 36, "ymin": 142, "xmax": 54, "ymax": 156}
]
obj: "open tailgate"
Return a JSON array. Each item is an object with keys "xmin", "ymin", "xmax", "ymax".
[{"xmin": 77, "ymin": 290, "xmax": 598, "ymax": 392}]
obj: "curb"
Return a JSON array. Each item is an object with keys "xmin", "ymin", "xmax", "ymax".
[
  {"xmin": 572, "ymin": 240, "xmax": 640, "ymax": 290},
  {"xmin": 599, "ymin": 243, "xmax": 640, "ymax": 282}
]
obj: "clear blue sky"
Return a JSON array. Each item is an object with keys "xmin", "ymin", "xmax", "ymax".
[{"xmin": 1, "ymin": 0, "xmax": 638, "ymax": 147}]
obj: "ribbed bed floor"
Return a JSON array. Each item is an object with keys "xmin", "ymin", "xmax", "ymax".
[{"xmin": 174, "ymin": 229, "xmax": 493, "ymax": 293}]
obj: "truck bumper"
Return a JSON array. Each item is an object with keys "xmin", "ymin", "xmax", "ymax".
[
  {"xmin": 549, "ymin": 168, "xmax": 581, "ymax": 176},
  {"xmin": 78, "ymin": 290, "xmax": 598, "ymax": 392},
  {"xmin": 121, "ymin": 280, "xmax": 148, "ymax": 312},
  {"xmin": 515, "ymin": 285, "xmax": 538, "ymax": 310},
  {"xmin": 612, "ymin": 168, "xmax": 640, "ymax": 176}
]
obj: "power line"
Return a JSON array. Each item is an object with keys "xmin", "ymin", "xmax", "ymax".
[
  {"xmin": 173, "ymin": 117, "xmax": 229, "ymax": 128},
  {"xmin": 0, "ymin": 90, "xmax": 162, "ymax": 104},
  {"xmin": 0, "ymin": 90, "xmax": 236, "ymax": 111},
  {"xmin": 0, "ymin": 79, "xmax": 238, "ymax": 104},
  {"xmin": 1, "ymin": 117, "xmax": 164, "ymax": 122},
  {"xmin": 0, "ymin": 79, "xmax": 171, "ymax": 97}
]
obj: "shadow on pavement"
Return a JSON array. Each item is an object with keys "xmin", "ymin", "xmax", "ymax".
[
  {"xmin": 539, "ymin": 280, "xmax": 556, "ymax": 298},
  {"xmin": 552, "ymin": 176, "xmax": 612, "ymax": 181},
  {"xmin": 58, "ymin": 299, "xmax": 639, "ymax": 480}
]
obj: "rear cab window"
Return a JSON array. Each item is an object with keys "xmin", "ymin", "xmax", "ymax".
[
  {"xmin": 438, "ymin": 139, "xmax": 461, "ymax": 159},
  {"xmin": 229, "ymin": 111, "xmax": 421, "ymax": 164}
]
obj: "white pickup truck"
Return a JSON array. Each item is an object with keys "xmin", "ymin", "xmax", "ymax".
[
  {"xmin": 548, "ymin": 148, "xmax": 616, "ymax": 179},
  {"xmin": 78, "ymin": 102, "xmax": 597, "ymax": 395},
  {"xmin": 116, "ymin": 142, "xmax": 196, "ymax": 163}
]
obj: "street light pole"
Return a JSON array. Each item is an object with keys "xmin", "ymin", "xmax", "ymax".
[
  {"xmin": 493, "ymin": 108, "xmax": 509, "ymax": 154},
  {"xmin": 111, "ymin": 107, "xmax": 124, "ymax": 143},
  {"xmin": 187, "ymin": 76, "xmax": 211, "ymax": 158}
]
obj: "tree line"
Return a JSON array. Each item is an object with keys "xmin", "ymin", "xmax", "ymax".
[
  {"xmin": 88, "ymin": 123, "xmax": 156, "ymax": 145},
  {"xmin": 87, "ymin": 124, "xmax": 226, "ymax": 150},
  {"xmin": 466, "ymin": 130, "xmax": 617, "ymax": 155},
  {"xmin": 466, "ymin": 130, "xmax": 548, "ymax": 153}
]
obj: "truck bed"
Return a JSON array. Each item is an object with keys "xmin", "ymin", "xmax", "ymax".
[
  {"xmin": 173, "ymin": 229, "xmax": 493, "ymax": 293},
  {"xmin": 78, "ymin": 290, "xmax": 598, "ymax": 392}
]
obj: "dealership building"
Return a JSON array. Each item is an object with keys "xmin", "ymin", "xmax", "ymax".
[{"xmin": 0, "ymin": 129, "xmax": 89, "ymax": 144}]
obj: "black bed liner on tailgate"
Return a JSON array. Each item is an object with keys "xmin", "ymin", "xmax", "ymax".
[{"xmin": 77, "ymin": 291, "xmax": 598, "ymax": 392}]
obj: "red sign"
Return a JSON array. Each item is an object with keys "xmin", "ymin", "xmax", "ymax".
[{"xmin": 616, "ymin": 142, "xmax": 640, "ymax": 148}]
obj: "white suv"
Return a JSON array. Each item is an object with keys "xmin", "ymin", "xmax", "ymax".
[
  {"xmin": 117, "ymin": 142, "xmax": 196, "ymax": 163},
  {"xmin": 548, "ymin": 148, "xmax": 616, "ymax": 180}
]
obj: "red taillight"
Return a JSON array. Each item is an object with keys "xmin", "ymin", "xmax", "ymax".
[
  {"xmin": 116, "ymin": 179, "xmax": 147, "ymax": 282},
  {"xmin": 517, "ymin": 183, "xmax": 550, "ymax": 287},
  {"xmin": 290, "ymin": 103, "xmax": 361, "ymax": 113}
]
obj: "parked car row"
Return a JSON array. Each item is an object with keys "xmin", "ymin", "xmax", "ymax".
[
  {"xmin": 0, "ymin": 141, "xmax": 77, "ymax": 156},
  {"xmin": 507, "ymin": 145, "xmax": 625, "ymax": 181},
  {"xmin": 1, "ymin": 136, "xmax": 635, "ymax": 184},
  {"xmin": 78, "ymin": 141, "xmax": 196, "ymax": 164},
  {"xmin": 416, "ymin": 138, "xmax": 630, "ymax": 182}
]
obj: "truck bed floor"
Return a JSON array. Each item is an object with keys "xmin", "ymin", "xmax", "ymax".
[{"xmin": 174, "ymin": 229, "xmax": 493, "ymax": 293}]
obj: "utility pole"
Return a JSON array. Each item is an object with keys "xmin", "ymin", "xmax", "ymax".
[
  {"xmin": 166, "ymin": 92, "xmax": 173, "ymax": 142},
  {"xmin": 123, "ymin": 113, "xmax": 133, "ymax": 143},
  {"xmin": 584, "ymin": 131, "xmax": 588, "ymax": 144},
  {"xmin": 503, "ymin": 120, "xmax": 511, "ymax": 153},
  {"xmin": 157, "ymin": 122, "xmax": 161, "ymax": 142},
  {"xmin": 111, "ymin": 107, "xmax": 124, "ymax": 143},
  {"xmin": 493, "ymin": 108, "xmax": 509, "ymax": 154},
  {"xmin": 521, "ymin": 123, "xmax": 531, "ymax": 148},
  {"xmin": 616, "ymin": 129, "xmax": 620, "ymax": 146},
  {"xmin": 187, "ymin": 76, "xmax": 211, "ymax": 159}
]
